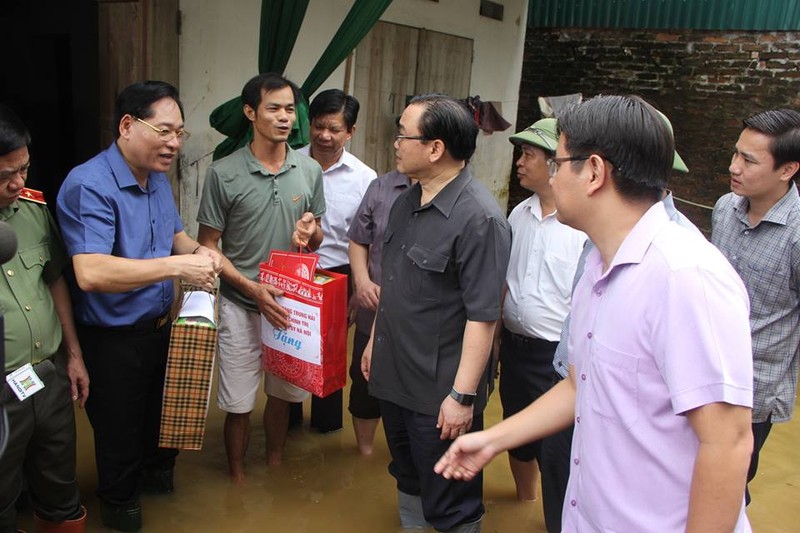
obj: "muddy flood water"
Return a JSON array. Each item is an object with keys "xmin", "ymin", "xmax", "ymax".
[{"xmin": 15, "ymin": 340, "xmax": 800, "ymax": 532}]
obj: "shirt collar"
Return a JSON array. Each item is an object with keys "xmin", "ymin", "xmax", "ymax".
[
  {"xmin": 661, "ymin": 190, "xmax": 678, "ymax": 216},
  {"xmin": 588, "ymin": 202, "xmax": 670, "ymax": 280},
  {"xmin": 244, "ymin": 142, "xmax": 299, "ymax": 177},
  {"xmin": 385, "ymin": 170, "xmax": 412, "ymax": 190},
  {"xmin": 298, "ymin": 145, "xmax": 353, "ymax": 174},
  {"xmin": 520, "ymin": 194, "xmax": 558, "ymax": 222},
  {"xmin": 327, "ymin": 148, "xmax": 354, "ymax": 173},
  {"xmin": 0, "ymin": 204, "xmax": 17, "ymax": 221},
  {"xmin": 732, "ymin": 186, "xmax": 800, "ymax": 227},
  {"xmin": 414, "ymin": 166, "xmax": 472, "ymax": 218},
  {"xmin": 108, "ymin": 141, "xmax": 154, "ymax": 191}
]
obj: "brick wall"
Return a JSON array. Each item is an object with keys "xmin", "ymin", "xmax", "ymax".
[{"xmin": 512, "ymin": 28, "xmax": 800, "ymax": 233}]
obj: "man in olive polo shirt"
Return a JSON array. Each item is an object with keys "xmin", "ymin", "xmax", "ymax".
[
  {"xmin": 0, "ymin": 105, "xmax": 88, "ymax": 531},
  {"xmin": 197, "ymin": 73, "xmax": 324, "ymax": 480},
  {"xmin": 361, "ymin": 94, "xmax": 511, "ymax": 533}
]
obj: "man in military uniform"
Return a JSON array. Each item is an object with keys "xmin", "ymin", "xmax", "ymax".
[{"xmin": 0, "ymin": 105, "xmax": 88, "ymax": 531}]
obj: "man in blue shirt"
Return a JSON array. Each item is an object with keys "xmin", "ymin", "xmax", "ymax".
[{"xmin": 57, "ymin": 81, "xmax": 222, "ymax": 532}]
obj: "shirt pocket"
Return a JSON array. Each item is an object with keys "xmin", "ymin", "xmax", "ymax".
[
  {"xmin": 744, "ymin": 256, "xmax": 791, "ymax": 308},
  {"xmin": 19, "ymin": 243, "xmax": 51, "ymax": 301},
  {"xmin": 588, "ymin": 342, "xmax": 639, "ymax": 429},
  {"xmin": 405, "ymin": 244, "xmax": 449, "ymax": 301},
  {"xmin": 541, "ymin": 253, "xmax": 578, "ymax": 300}
]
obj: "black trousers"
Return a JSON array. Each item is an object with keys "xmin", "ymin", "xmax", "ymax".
[
  {"xmin": 0, "ymin": 355, "xmax": 82, "ymax": 532},
  {"xmin": 540, "ymin": 421, "xmax": 574, "ymax": 533},
  {"xmin": 745, "ymin": 417, "xmax": 773, "ymax": 505},
  {"xmin": 498, "ymin": 328, "xmax": 559, "ymax": 462},
  {"xmin": 78, "ymin": 322, "xmax": 178, "ymax": 506},
  {"xmin": 299, "ymin": 264, "xmax": 352, "ymax": 432},
  {"xmin": 381, "ymin": 400, "xmax": 484, "ymax": 532},
  {"xmin": 347, "ymin": 329, "xmax": 381, "ymax": 419}
]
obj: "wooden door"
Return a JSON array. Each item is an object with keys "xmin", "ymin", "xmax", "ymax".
[
  {"xmin": 415, "ymin": 29, "xmax": 473, "ymax": 98},
  {"xmin": 97, "ymin": 0, "xmax": 180, "ymax": 200},
  {"xmin": 352, "ymin": 22, "xmax": 419, "ymax": 175},
  {"xmin": 352, "ymin": 21, "xmax": 474, "ymax": 175}
]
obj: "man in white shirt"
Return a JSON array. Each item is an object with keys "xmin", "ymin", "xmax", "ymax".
[
  {"xmin": 297, "ymin": 89, "xmax": 377, "ymax": 433},
  {"xmin": 494, "ymin": 118, "xmax": 587, "ymax": 501}
]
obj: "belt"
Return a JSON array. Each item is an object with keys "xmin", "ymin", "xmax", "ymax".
[
  {"xmin": 134, "ymin": 313, "xmax": 171, "ymax": 331},
  {"xmin": 504, "ymin": 328, "xmax": 557, "ymax": 348},
  {"xmin": 4, "ymin": 352, "xmax": 59, "ymax": 377},
  {"xmin": 80, "ymin": 312, "xmax": 170, "ymax": 333}
]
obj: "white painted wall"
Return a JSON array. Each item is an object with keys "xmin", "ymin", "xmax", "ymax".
[{"xmin": 178, "ymin": 0, "xmax": 528, "ymax": 237}]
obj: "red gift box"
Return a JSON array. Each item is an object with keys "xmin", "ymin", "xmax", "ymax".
[{"xmin": 259, "ymin": 258, "xmax": 348, "ymax": 397}]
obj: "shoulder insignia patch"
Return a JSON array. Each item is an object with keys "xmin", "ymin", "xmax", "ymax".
[{"xmin": 19, "ymin": 188, "xmax": 46, "ymax": 205}]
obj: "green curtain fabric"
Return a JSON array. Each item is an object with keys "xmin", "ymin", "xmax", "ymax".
[
  {"xmin": 209, "ymin": 0, "xmax": 310, "ymax": 160},
  {"xmin": 300, "ymin": 0, "xmax": 394, "ymax": 98},
  {"xmin": 258, "ymin": 0, "xmax": 309, "ymax": 74},
  {"xmin": 209, "ymin": 0, "xmax": 393, "ymax": 161}
]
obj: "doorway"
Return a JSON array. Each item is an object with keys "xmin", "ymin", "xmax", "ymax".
[
  {"xmin": 1, "ymin": 0, "xmax": 180, "ymax": 208},
  {"xmin": 2, "ymin": 0, "xmax": 100, "ymax": 208}
]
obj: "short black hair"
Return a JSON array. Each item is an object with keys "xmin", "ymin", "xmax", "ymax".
[
  {"xmin": 0, "ymin": 105, "xmax": 31, "ymax": 157},
  {"xmin": 309, "ymin": 89, "xmax": 360, "ymax": 130},
  {"xmin": 114, "ymin": 81, "xmax": 184, "ymax": 139},
  {"xmin": 409, "ymin": 94, "xmax": 478, "ymax": 162},
  {"xmin": 743, "ymin": 109, "xmax": 800, "ymax": 179},
  {"xmin": 558, "ymin": 95, "xmax": 673, "ymax": 203},
  {"xmin": 241, "ymin": 73, "xmax": 301, "ymax": 111}
]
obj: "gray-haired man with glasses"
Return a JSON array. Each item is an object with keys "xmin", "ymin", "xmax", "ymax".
[{"xmin": 57, "ymin": 80, "xmax": 222, "ymax": 531}]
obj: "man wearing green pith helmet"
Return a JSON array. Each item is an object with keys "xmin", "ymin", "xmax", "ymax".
[{"xmin": 493, "ymin": 118, "xmax": 587, "ymax": 508}]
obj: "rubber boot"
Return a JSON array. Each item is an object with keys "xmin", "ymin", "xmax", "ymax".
[
  {"xmin": 447, "ymin": 518, "xmax": 482, "ymax": 533},
  {"xmin": 33, "ymin": 505, "xmax": 87, "ymax": 532},
  {"xmin": 142, "ymin": 467, "xmax": 174, "ymax": 494},
  {"xmin": 398, "ymin": 490, "xmax": 431, "ymax": 529},
  {"xmin": 100, "ymin": 500, "xmax": 141, "ymax": 532}
]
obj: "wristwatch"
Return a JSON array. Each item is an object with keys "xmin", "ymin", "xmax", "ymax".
[{"xmin": 449, "ymin": 387, "xmax": 477, "ymax": 406}]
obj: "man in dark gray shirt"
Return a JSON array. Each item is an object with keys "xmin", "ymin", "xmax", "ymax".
[
  {"xmin": 361, "ymin": 94, "xmax": 511, "ymax": 533},
  {"xmin": 347, "ymin": 169, "xmax": 412, "ymax": 455}
]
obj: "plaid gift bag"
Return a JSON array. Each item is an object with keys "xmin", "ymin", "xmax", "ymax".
[{"xmin": 159, "ymin": 288, "xmax": 218, "ymax": 450}]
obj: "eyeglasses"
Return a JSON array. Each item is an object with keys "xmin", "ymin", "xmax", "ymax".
[
  {"xmin": 546, "ymin": 155, "xmax": 590, "ymax": 178},
  {"xmin": 395, "ymin": 134, "xmax": 428, "ymax": 143},
  {"xmin": 135, "ymin": 117, "xmax": 191, "ymax": 142}
]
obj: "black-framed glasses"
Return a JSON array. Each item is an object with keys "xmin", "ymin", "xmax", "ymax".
[
  {"xmin": 135, "ymin": 117, "xmax": 191, "ymax": 142},
  {"xmin": 546, "ymin": 155, "xmax": 590, "ymax": 178},
  {"xmin": 395, "ymin": 134, "xmax": 429, "ymax": 143}
]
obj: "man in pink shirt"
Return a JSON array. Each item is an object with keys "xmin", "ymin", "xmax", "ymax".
[{"xmin": 435, "ymin": 95, "xmax": 754, "ymax": 532}]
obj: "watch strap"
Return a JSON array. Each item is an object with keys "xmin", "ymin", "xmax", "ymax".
[{"xmin": 449, "ymin": 387, "xmax": 477, "ymax": 406}]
